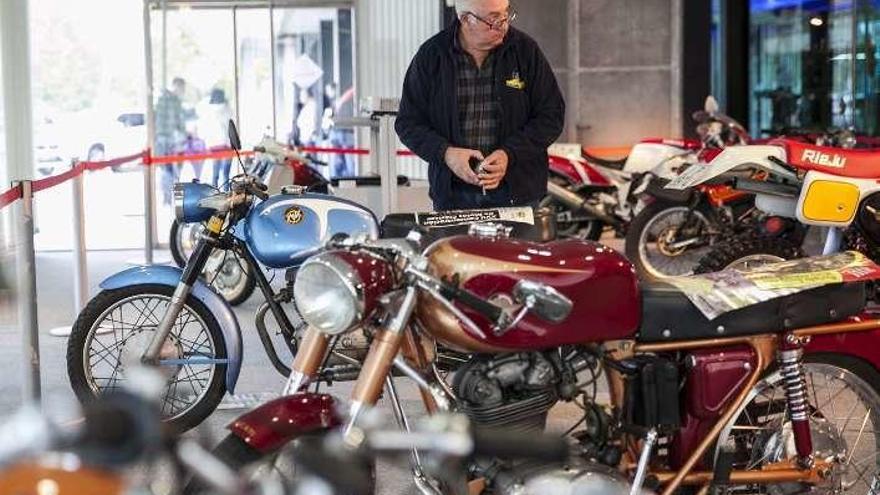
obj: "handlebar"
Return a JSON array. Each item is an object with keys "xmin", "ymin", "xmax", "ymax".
[{"xmin": 437, "ymin": 279, "xmax": 506, "ymax": 325}]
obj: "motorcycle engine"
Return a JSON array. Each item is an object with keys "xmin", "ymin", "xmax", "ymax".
[
  {"xmin": 493, "ymin": 461, "xmax": 634, "ymax": 495},
  {"xmin": 453, "ymin": 353, "xmax": 559, "ymax": 431}
]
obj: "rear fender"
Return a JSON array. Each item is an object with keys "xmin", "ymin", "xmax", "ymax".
[
  {"xmin": 227, "ymin": 393, "xmax": 342, "ymax": 454},
  {"xmin": 805, "ymin": 327, "xmax": 880, "ymax": 374},
  {"xmin": 666, "ymin": 145, "xmax": 793, "ymax": 190},
  {"xmin": 99, "ymin": 265, "xmax": 243, "ymax": 394}
]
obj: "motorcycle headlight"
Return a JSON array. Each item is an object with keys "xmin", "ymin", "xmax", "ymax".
[
  {"xmin": 294, "ymin": 253, "xmax": 364, "ymax": 335},
  {"xmin": 174, "ymin": 182, "xmax": 221, "ymax": 224}
]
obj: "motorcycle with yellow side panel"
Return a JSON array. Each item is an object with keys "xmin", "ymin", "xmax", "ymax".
[{"xmin": 665, "ymin": 138, "xmax": 880, "ymax": 272}]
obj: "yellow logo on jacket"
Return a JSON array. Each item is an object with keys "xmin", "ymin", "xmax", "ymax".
[{"xmin": 505, "ymin": 71, "xmax": 525, "ymax": 90}]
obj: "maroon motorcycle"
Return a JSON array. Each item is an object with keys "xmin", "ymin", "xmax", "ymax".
[{"xmin": 205, "ymin": 226, "xmax": 880, "ymax": 495}]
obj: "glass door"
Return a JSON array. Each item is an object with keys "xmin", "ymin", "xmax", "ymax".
[{"xmin": 747, "ymin": 0, "xmax": 861, "ymax": 136}]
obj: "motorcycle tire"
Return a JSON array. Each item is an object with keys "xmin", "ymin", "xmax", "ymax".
[
  {"xmin": 693, "ymin": 236, "xmax": 803, "ymax": 274},
  {"xmin": 714, "ymin": 355, "xmax": 880, "ymax": 494},
  {"xmin": 183, "ymin": 434, "xmax": 376, "ymax": 495},
  {"xmin": 204, "ymin": 253, "xmax": 257, "ymax": 307},
  {"xmin": 169, "ymin": 219, "xmax": 193, "ymax": 268},
  {"xmin": 67, "ymin": 284, "xmax": 228, "ymax": 434},
  {"xmin": 625, "ymin": 200, "xmax": 714, "ymax": 281},
  {"xmin": 170, "ymin": 220, "xmax": 256, "ymax": 307}
]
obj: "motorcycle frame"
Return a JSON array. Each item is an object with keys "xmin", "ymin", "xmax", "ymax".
[{"xmin": 227, "ymin": 274, "xmax": 880, "ymax": 493}]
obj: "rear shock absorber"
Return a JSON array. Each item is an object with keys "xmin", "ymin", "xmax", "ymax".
[{"xmin": 778, "ymin": 343, "xmax": 813, "ymax": 466}]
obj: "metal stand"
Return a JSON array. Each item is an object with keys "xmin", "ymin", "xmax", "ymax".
[
  {"xmin": 14, "ymin": 180, "xmax": 41, "ymax": 404},
  {"xmin": 335, "ymin": 97, "xmax": 400, "ymax": 217},
  {"xmin": 49, "ymin": 166, "xmax": 89, "ymax": 338}
]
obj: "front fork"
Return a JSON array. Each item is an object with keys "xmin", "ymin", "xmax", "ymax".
[
  {"xmin": 142, "ymin": 214, "xmax": 224, "ymax": 363},
  {"xmin": 346, "ymin": 286, "xmax": 419, "ymax": 434}
]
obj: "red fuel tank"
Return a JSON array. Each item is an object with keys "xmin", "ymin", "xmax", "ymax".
[{"xmin": 416, "ymin": 236, "xmax": 641, "ymax": 352}]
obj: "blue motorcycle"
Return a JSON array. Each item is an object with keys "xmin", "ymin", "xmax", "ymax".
[{"xmin": 66, "ymin": 122, "xmax": 378, "ymax": 432}]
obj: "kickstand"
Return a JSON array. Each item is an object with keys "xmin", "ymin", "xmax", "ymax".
[{"xmin": 630, "ymin": 429, "xmax": 658, "ymax": 495}]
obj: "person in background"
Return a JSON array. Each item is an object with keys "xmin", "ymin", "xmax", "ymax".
[
  {"xmin": 395, "ymin": 0, "xmax": 565, "ymax": 211},
  {"xmin": 155, "ymin": 77, "xmax": 187, "ymax": 205},
  {"xmin": 198, "ymin": 88, "xmax": 233, "ymax": 188},
  {"xmin": 182, "ymin": 123, "xmax": 206, "ymax": 181},
  {"xmin": 296, "ymin": 87, "xmax": 318, "ymax": 146},
  {"xmin": 321, "ymin": 82, "xmax": 355, "ymax": 177}
]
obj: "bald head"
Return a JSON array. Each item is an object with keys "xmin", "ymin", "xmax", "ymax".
[{"xmin": 455, "ymin": 0, "xmax": 510, "ymax": 17}]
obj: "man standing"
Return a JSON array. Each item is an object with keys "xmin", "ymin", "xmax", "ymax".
[
  {"xmin": 155, "ymin": 77, "xmax": 186, "ymax": 205},
  {"xmin": 396, "ymin": 0, "xmax": 565, "ymax": 210}
]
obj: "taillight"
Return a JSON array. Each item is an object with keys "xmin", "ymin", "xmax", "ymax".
[{"xmin": 698, "ymin": 148, "xmax": 723, "ymax": 163}]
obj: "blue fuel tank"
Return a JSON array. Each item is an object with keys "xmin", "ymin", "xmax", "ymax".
[{"xmin": 242, "ymin": 193, "xmax": 379, "ymax": 269}]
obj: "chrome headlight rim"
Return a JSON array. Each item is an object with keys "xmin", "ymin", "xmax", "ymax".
[
  {"xmin": 296, "ymin": 253, "xmax": 365, "ymax": 335},
  {"xmin": 173, "ymin": 183, "xmax": 186, "ymax": 222}
]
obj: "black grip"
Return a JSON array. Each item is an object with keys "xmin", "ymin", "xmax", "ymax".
[
  {"xmin": 439, "ymin": 281, "xmax": 504, "ymax": 323},
  {"xmin": 471, "ymin": 428, "xmax": 568, "ymax": 461},
  {"xmin": 248, "ymin": 182, "xmax": 269, "ymax": 200},
  {"xmin": 253, "ymin": 146, "xmax": 266, "ymax": 153}
]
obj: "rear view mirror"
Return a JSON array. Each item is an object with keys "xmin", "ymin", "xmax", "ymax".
[
  {"xmin": 704, "ymin": 95, "xmax": 720, "ymax": 114},
  {"xmin": 513, "ymin": 280, "xmax": 572, "ymax": 323},
  {"xmin": 228, "ymin": 119, "xmax": 241, "ymax": 151}
]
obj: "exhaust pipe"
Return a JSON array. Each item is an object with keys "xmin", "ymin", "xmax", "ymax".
[{"xmin": 546, "ymin": 181, "xmax": 620, "ymax": 226}]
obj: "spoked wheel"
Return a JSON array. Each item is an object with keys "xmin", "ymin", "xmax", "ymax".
[
  {"xmin": 625, "ymin": 202, "xmax": 715, "ymax": 280},
  {"xmin": 170, "ymin": 219, "xmax": 256, "ymax": 306},
  {"xmin": 716, "ymin": 358, "xmax": 880, "ymax": 494},
  {"xmin": 202, "ymin": 249, "xmax": 256, "ymax": 306},
  {"xmin": 67, "ymin": 284, "xmax": 227, "ymax": 433},
  {"xmin": 170, "ymin": 220, "xmax": 202, "ymax": 268}
]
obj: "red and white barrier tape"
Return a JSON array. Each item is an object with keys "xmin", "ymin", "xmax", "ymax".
[{"xmin": 0, "ymin": 143, "xmax": 428, "ymax": 212}]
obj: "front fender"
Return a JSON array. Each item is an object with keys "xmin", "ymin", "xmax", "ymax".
[
  {"xmin": 100, "ymin": 265, "xmax": 243, "ymax": 394},
  {"xmin": 227, "ymin": 393, "xmax": 341, "ymax": 454}
]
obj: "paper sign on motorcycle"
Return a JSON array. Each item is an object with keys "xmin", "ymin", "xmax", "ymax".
[
  {"xmin": 665, "ymin": 145, "xmax": 789, "ymax": 190},
  {"xmin": 667, "ymin": 251, "xmax": 880, "ymax": 319}
]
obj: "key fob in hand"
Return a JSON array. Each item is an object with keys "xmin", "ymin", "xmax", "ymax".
[{"xmin": 469, "ymin": 156, "xmax": 482, "ymax": 173}]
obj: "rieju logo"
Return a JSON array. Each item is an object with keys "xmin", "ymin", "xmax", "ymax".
[{"xmin": 801, "ymin": 149, "xmax": 847, "ymax": 168}]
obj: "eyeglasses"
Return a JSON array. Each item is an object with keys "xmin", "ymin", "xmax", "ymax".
[{"xmin": 465, "ymin": 10, "xmax": 516, "ymax": 31}]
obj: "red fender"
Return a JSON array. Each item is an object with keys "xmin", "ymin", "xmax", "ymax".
[
  {"xmin": 227, "ymin": 393, "xmax": 342, "ymax": 454},
  {"xmin": 805, "ymin": 326, "xmax": 880, "ymax": 372},
  {"xmin": 548, "ymin": 154, "xmax": 612, "ymax": 187}
]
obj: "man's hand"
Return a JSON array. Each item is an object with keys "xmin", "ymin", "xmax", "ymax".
[
  {"xmin": 478, "ymin": 149, "xmax": 509, "ymax": 190},
  {"xmin": 445, "ymin": 146, "xmax": 483, "ymax": 185}
]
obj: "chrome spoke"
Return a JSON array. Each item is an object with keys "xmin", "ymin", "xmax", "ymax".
[
  {"xmin": 85, "ymin": 293, "xmax": 218, "ymax": 422},
  {"xmin": 847, "ymin": 408, "xmax": 872, "ymax": 466}
]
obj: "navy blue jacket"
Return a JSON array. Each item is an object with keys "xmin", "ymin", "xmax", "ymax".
[{"xmin": 395, "ymin": 23, "xmax": 565, "ymax": 207}]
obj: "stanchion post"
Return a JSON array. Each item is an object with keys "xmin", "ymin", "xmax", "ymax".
[
  {"xmin": 14, "ymin": 180, "xmax": 41, "ymax": 404},
  {"xmin": 377, "ymin": 114, "xmax": 398, "ymax": 216},
  {"xmin": 71, "ymin": 162, "xmax": 88, "ymax": 310},
  {"xmin": 143, "ymin": 156, "xmax": 154, "ymax": 265}
]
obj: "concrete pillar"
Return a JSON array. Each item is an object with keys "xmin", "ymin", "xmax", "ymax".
[{"xmin": 0, "ymin": 0, "xmax": 35, "ymax": 182}]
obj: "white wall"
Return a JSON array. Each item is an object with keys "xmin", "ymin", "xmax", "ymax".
[{"xmin": 354, "ymin": 0, "xmax": 440, "ymax": 180}]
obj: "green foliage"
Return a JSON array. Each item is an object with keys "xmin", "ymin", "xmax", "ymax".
[{"xmin": 31, "ymin": 12, "xmax": 102, "ymax": 113}]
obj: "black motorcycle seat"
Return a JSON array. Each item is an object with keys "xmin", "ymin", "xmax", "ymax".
[
  {"xmin": 638, "ymin": 281, "xmax": 866, "ymax": 342},
  {"xmin": 330, "ymin": 175, "xmax": 410, "ymax": 187},
  {"xmin": 582, "ymin": 150, "xmax": 627, "ymax": 170}
]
